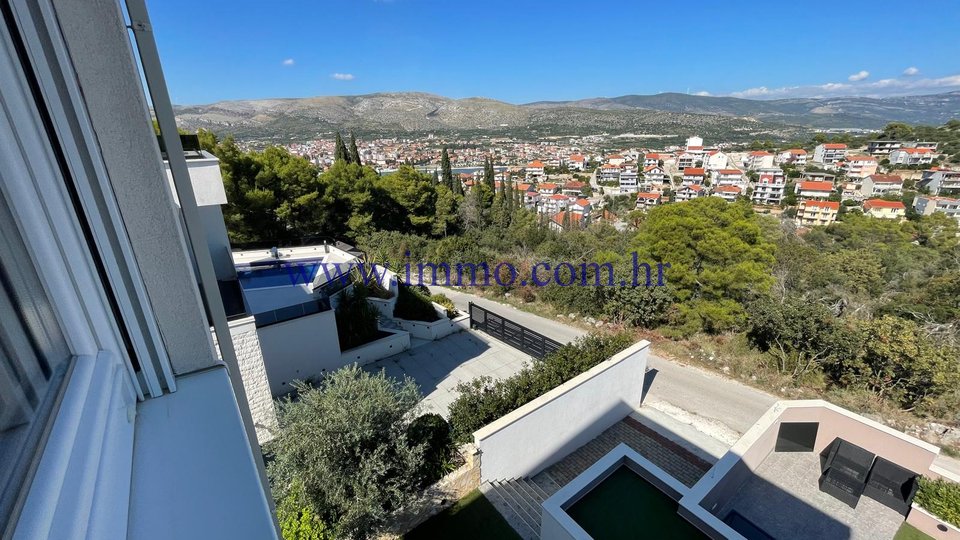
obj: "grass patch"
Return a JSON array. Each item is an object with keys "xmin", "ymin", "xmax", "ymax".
[
  {"xmin": 403, "ymin": 489, "xmax": 520, "ymax": 540},
  {"xmin": 894, "ymin": 522, "xmax": 934, "ymax": 540}
]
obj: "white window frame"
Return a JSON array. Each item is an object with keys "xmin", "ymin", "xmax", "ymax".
[{"xmin": 0, "ymin": 2, "xmax": 173, "ymax": 536}]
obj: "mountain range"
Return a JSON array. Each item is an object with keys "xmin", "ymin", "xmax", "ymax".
[{"xmin": 173, "ymin": 91, "xmax": 960, "ymax": 142}]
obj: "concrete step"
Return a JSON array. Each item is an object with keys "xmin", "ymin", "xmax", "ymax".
[{"xmin": 481, "ymin": 478, "xmax": 545, "ymax": 540}]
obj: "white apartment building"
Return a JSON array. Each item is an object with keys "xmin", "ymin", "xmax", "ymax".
[
  {"xmin": 918, "ymin": 169, "xmax": 960, "ymax": 195},
  {"xmin": 713, "ymin": 168, "xmax": 746, "ymax": 187},
  {"xmin": 841, "ymin": 155, "xmax": 878, "ymax": 180},
  {"xmin": 914, "ymin": 196, "xmax": 960, "ymax": 221},
  {"xmin": 795, "ymin": 181, "xmax": 835, "ymax": 200},
  {"xmin": 681, "ymin": 167, "xmax": 706, "ymax": 185},
  {"xmin": 775, "ymin": 148, "xmax": 808, "ymax": 166},
  {"xmin": 888, "ymin": 148, "xmax": 935, "ymax": 166},
  {"xmin": 704, "ymin": 151, "xmax": 730, "ymax": 171},
  {"xmin": 675, "ymin": 184, "xmax": 706, "ymax": 201},
  {"xmin": 867, "ymin": 140, "xmax": 901, "ymax": 156},
  {"xmin": 598, "ymin": 164, "xmax": 621, "ymax": 183},
  {"xmin": 860, "ymin": 174, "xmax": 903, "ymax": 198},
  {"xmin": 540, "ymin": 193, "xmax": 572, "ymax": 214},
  {"xmin": 0, "ymin": 2, "xmax": 278, "ymax": 538},
  {"xmin": 606, "ymin": 154, "xmax": 626, "ymax": 167},
  {"xmin": 752, "ymin": 168, "xmax": 786, "ymax": 205},
  {"xmin": 812, "ymin": 143, "xmax": 847, "ymax": 165},
  {"xmin": 635, "ymin": 192, "xmax": 662, "ymax": 210},
  {"xmin": 863, "ymin": 199, "xmax": 906, "ymax": 220},
  {"xmin": 643, "ymin": 165, "xmax": 669, "ymax": 185},
  {"xmin": 643, "ymin": 153, "xmax": 661, "ymax": 168},
  {"xmin": 619, "ymin": 167, "xmax": 639, "ymax": 193},
  {"xmin": 743, "ymin": 151, "xmax": 775, "ymax": 170},
  {"xmin": 567, "ymin": 154, "xmax": 586, "ymax": 170},
  {"xmin": 713, "ymin": 185, "xmax": 742, "ymax": 202},
  {"xmin": 676, "ymin": 152, "xmax": 699, "ymax": 170},
  {"xmin": 526, "ymin": 160, "xmax": 545, "ymax": 178}
]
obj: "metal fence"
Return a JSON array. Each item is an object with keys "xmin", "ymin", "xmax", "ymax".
[{"xmin": 468, "ymin": 302, "xmax": 563, "ymax": 359}]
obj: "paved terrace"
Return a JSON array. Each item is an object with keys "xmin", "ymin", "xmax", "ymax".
[{"xmin": 718, "ymin": 451, "xmax": 904, "ymax": 540}]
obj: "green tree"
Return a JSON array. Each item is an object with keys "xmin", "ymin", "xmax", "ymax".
[
  {"xmin": 267, "ymin": 366, "xmax": 426, "ymax": 539},
  {"xmin": 632, "ymin": 197, "xmax": 775, "ymax": 333},
  {"xmin": 334, "ymin": 132, "xmax": 348, "ymax": 163},
  {"xmin": 349, "ymin": 132, "xmax": 361, "ymax": 165},
  {"xmin": 440, "ymin": 147, "xmax": 455, "ymax": 193}
]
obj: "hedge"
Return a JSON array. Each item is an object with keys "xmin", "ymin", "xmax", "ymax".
[
  {"xmin": 335, "ymin": 285, "xmax": 381, "ymax": 350},
  {"xmin": 393, "ymin": 284, "xmax": 441, "ymax": 322},
  {"xmin": 916, "ymin": 477, "xmax": 960, "ymax": 528},
  {"xmin": 448, "ymin": 333, "xmax": 633, "ymax": 443}
]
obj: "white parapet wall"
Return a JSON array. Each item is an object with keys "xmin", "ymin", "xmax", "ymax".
[
  {"xmin": 339, "ymin": 327, "xmax": 411, "ymax": 366},
  {"xmin": 394, "ymin": 304, "xmax": 470, "ymax": 341},
  {"xmin": 473, "ymin": 340, "xmax": 650, "ymax": 483}
]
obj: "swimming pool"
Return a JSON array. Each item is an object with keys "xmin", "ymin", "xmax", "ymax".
[
  {"xmin": 566, "ymin": 465, "xmax": 706, "ymax": 539},
  {"xmin": 236, "ymin": 262, "xmax": 322, "ymax": 289}
]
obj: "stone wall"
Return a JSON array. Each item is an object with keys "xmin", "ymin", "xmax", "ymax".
[{"xmin": 212, "ymin": 317, "xmax": 278, "ymax": 444}]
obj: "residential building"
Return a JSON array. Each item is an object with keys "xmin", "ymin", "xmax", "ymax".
[
  {"xmin": 797, "ymin": 200, "xmax": 840, "ymax": 226},
  {"xmin": 642, "ymin": 165, "xmax": 669, "ymax": 185},
  {"xmin": 752, "ymin": 168, "xmax": 787, "ymax": 205},
  {"xmin": 561, "ymin": 180, "xmax": 586, "ymax": 196},
  {"xmin": 0, "ymin": 2, "xmax": 278, "ymax": 538},
  {"xmin": 863, "ymin": 199, "xmax": 906, "ymax": 220},
  {"xmin": 713, "ymin": 185, "xmax": 742, "ymax": 202},
  {"xmin": 675, "ymin": 184, "xmax": 706, "ymax": 201},
  {"xmin": 598, "ymin": 163, "xmax": 621, "ymax": 183},
  {"xmin": 704, "ymin": 151, "xmax": 730, "ymax": 171},
  {"xmin": 713, "ymin": 168, "xmax": 746, "ymax": 187},
  {"xmin": 841, "ymin": 155, "xmax": 878, "ymax": 180},
  {"xmin": 619, "ymin": 167, "xmax": 639, "ymax": 193},
  {"xmin": 567, "ymin": 154, "xmax": 586, "ymax": 170},
  {"xmin": 889, "ymin": 148, "xmax": 935, "ymax": 166},
  {"xmin": 860, "ymin": 174, "xmax": 903, "ymax": 198},
  {"xmin": 541, "ymin": 193, "xmax": 571, "ymax": 214},
  {"xmin": 681, "ymin": 167, "xmax": 706, "ymax": 185},
  {"xmin": 643, "ymin": 153, "xmax": 661, "ymax": 168},
  {"xmin": 537, "ymin": 182, "xmax": 559, "ymax": 196},
  {"xmin": 676, "ymin": 152, "xmax": 699, "ymax": 170},
  {"xmin": 743, "ymin": 151, "xmax": 774, "ymax": 170},
  {"xmin": 867, "ymin": 140, "xmax": 901, "ymax": 156},
  {"xmin": 606, "ymin": 154, "xmax": 626, "ymax": 167},
  {"xmin": 522, "ymin": 187, "xmax": 540, "ymax": 209},
  {"xmin": 907, "ymin": 141, "xmax": 939, "ymax": 152},
  {"xmin": 547, "ymin": 210, "xmax": 585, "ymax": 231},
  {"xmin": 776, "ymin": 148, "xmax": 808, "ymax": 166},
  {"xmin": 812, "ymin": 143, "xmax": 847, "ymax": 165},
  {"xmin": 918, "ymin": 169, "xmax": 960, "ymax": 195},
  {"xmin": 686, "ymin": 135, "xmax": 704, "ymax": 150},
  {"xmin": 635, "ymin": 192, "xmax": 662, "ymax": 210},
  {"xmin": 913, "ymin": 196, "xmax": 960, "ymax": 221},
  {"xmin": 526, "ymin": 160, "xmax": 545, "ymax": 178},
  {"xmin": 795, "ymin": 181, "xmax": 835, "ymax": 200},
  {"xmin": 801, "ymin": 171, "xmax": 836, "ymax": 183},
  {"xmin": 570, "ymin": 198, "xmax": 592, "ymax": 218}
]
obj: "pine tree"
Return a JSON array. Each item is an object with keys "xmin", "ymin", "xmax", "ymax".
[
  {"xmin": 441, "ymin": 147, "xmax": 455, "ymax": 192},
  {"xmin": 349, "ymin": 133, "xmax": 361, "ymax": 165},
  {"xmin": 334, "ymin": 132, "xmax": 348, "ymax": 163}
]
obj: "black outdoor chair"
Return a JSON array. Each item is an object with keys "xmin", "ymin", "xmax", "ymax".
[
  {"xmin": 819, "ymin": 439, "xmax": 875, "ymax": 508},
  {"xmin": 863, "ymin": 457, "xmax": 919, "ymax": 516}
]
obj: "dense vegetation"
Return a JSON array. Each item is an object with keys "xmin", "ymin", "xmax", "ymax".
[
  {"xmin": 267, "ymin": 366, "xmax": 454, "ymax": 539},
  {"xmin": 915, "ymin": 477, "xmax": 960, "ymax": 527}
]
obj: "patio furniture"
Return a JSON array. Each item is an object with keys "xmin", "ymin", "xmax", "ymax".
[
  {"xmin": 819, "ymin": 439, "xmax": 875, "ymax": 508},
  {"xmin": 863, "ymin": 457, "xmax": 919, "ymax": 516}
]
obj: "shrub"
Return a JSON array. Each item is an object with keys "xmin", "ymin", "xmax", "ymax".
[
  {"xmin": 394, "ymin": 284, "xmax": 441, "ymax": 322},
  {"xmin": 448, "ymin": 333, "xmax": 633, "ymax": 443},
  {"xmin": 335, "ymin": 285, "xmax": 381, "ymax": 350},
  {"xmin": 429, "ymin": 294, "xmax": 459, "ymax": 318},
  {"xmin": 916, "ymin": 477, "xmax": 960, "ymax": 528},
  {"xmin": 267, "ymin": 366, "xmax": 425, "ymax": 539},
  {"xmin": 407, "ymin": 413, "xmax": 455, "ymax": 487}
]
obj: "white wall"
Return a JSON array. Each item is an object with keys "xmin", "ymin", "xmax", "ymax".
[
  {"xmin": 474, "ymin": 341, "xmax": 650, "ymax": 482},
  {"xmin": 256, "ymin": 309, "xmax": 342, "ymax": 395}
]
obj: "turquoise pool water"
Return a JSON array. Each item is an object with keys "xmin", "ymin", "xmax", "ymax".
[
  {"xmin": 237, "ymin": 262, "xmax": 321, "ymax": 289},
  {"xmin": 566, "ymin": 465, "xmax": 706, "ymax": 539}
]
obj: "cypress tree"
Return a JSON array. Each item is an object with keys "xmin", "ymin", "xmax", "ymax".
[
  {"xmin": 441, "ymin": 147, "xmax": 454, "ymax": 191},
  {"xmin": 349, "ymin": 132, "xmax": 361, "ymax": 165},
  {"xmin": 334, "ymin": 132, "xmax": 348, "ymax": 163},
  {"xmin": 484, "ymin": 157, "xmax": 495, "ymax": 191},
  {"xmin": 505, "ymin": 177, "xmax": 514, "ymax": 215}
]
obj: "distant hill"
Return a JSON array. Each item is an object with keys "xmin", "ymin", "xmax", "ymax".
[
  {"xmin": 527, "ymin": 91, "xmax": 960, "ymax": 129},
  {"xmin": 173, "ymin": 91, "xmax": 960, "ymax": 142}
]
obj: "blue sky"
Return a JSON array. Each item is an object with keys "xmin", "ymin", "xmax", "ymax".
[{"xmin": 148, "ymin": 0, "xmax": 960, "ymax": 105}]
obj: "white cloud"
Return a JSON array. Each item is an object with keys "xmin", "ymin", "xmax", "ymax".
[
  {"xmin": 693, "ymin": 91, "xmax": 712, "ymax": 96},
  {"xmin": 331, "ymin": 73, "xmax": 355, "ymax": 81},
  {"xmin": 848, "ymin": 70, "xmax": 870, "ymax": 82},
  {"xmin": 282, "ymin": 58, "xmax": 295, "ymax": 66},
  {"xmin": 727, "ymin": 73, "xmax": 960, "ymax": 100},
  {"xmin": 903, "ymin": 66, "xmax": 920, "ymax": 76}
]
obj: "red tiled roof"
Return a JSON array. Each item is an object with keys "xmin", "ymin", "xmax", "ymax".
[
  {"xmin": 847, "ymin": 155, "xmax": 876, "ymax": 162},
  {"xmin": 645, "ymin": 153, "xmax": 660, "ymax": 160},
  {"xmin": 568, "ymin": 154, "xmax": 585, "ymax": 161},
  {"xmin": 550, "ymin": 211, "xmax": 583, "ymax": 226},
  {"xmin": 575, "ymin": 198, "xmax": 591, "ymax": 206},
  {"xmin": 643, "ymin": 165, "xmax": 662, "ymax": 173},
  {"xmin": 784, "ymin": 148, "xmax": 807, "ymax": 154},
  {"xmin": 601, "ymin": 164, "xmax": 620, "ymax": 169},
  {"xmin": 749, "ymin": 151, "xmax": 773, "ymax": 156},
  {"xmin": 903, "ymin": 148, "xmax": 933, "ymax": 154},
  {"xmin": 636, "ymin": 192, "xmax": 661, "ymax": 200},
  {"xmin": 717, "ymin": 169, "xmax": 743, "ymax": 175},
  {"xmin": 822, "ymin": 143, "xmax": 847, "ymax": 149},
  {"xmin": 864, "ymin": 199, "xmax": 905, "ymax": 210},
  {"xmin": 527, "ymin": 160, "xmax": 545, "ymax": 168},
  {"xmin": 716, "ymin": 185, "xmax": 741, "ymax": 193},
  {"xmin": 803, "ymin": 200, "xmax": 840, "ymax": 209},
  {"xmin": 683, "ymin": 167, "xmax": 706, "ymax": 175},
  {"xmin": 797, "ymin": 181, "xmax": 834, "ymax": 192},
  {"xmin": 550, "ymin": 193, "xmax": 568, "ymax": 200},
  {"xmin": 539, "ymin": 183, "xmax": 558, "ymax": 190},
  {"xmin": 867, "ymin": 174, "xmax": 902, "ymax": 184},
  {"xmin": 563, "ymin": 181, "xmax": 586, "ymax": 189}
]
